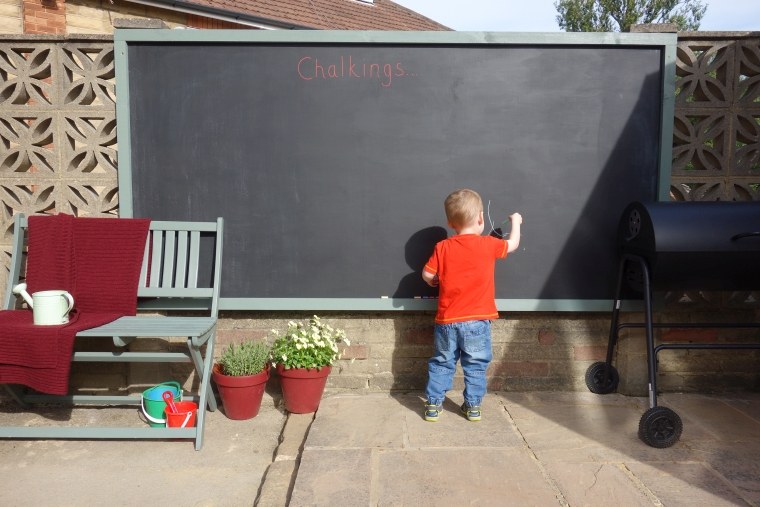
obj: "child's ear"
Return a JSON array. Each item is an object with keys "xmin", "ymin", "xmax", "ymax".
[{"xmin": 478, "ymin": 211, "xmax": 484, "ymax": 225}]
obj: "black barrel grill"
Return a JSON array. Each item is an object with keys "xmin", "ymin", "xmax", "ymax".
[{"xmin": 585, "ymin": 201, "xmax": 760, "ymax": 448}]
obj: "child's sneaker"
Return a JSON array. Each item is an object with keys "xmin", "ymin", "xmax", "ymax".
[
  {"xmin": 424, "ymin": 402, "xmax": 442, "ymax": 422},
  {"xmin": 460, "ymin": 403, "xmax": 481, "ymax": 422}
]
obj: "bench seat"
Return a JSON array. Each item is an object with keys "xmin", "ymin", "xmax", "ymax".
[{"xmin": 0, "ymin": 214, "xmax": 224, "ymax": 450}]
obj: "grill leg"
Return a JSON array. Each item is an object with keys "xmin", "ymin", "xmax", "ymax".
[
  {"xmin": 584, "ymin": 257, "xmax": 625, "ymax": 395},
  {"xmin": 604, "ymin": 257, "xmax": 627, "ymax": 367},
  {"xmin": 638, "ymin": 257, "xmax": 658, "ymax": 409}
]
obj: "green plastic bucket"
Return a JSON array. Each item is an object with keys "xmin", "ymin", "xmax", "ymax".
[{"xmin": 141, "ymin": 382, "xmax": 182, "ymax": 428}]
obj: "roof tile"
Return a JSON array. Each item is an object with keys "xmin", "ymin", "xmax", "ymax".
[{"xmin": 182, "ymin": 0, "xmax": 450, "ymax": 30}]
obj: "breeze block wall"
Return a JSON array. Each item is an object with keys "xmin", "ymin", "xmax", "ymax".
[{"xmin": 0, "ymin": 32, "xmax": 758, "ymax": 397}]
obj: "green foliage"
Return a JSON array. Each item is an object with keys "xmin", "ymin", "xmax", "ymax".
[
  {"xmin": 218, "ymin": 340, "xmax": 270, "ymax": 376},
  {"xmin": 555, "ymin": 0, "xmax": 707, "ymax": 32},
  {"xmin": 270, "ymin": 315, "xmax": 350, "ymax": 370}
]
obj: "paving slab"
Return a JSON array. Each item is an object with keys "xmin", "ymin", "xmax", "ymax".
[
  {"xmin": 292, "ymin": 391, "xmax": 760, "ymax": 506},
  {"xmin": 2, "ymin": 390, "xmax": 760, "ymax": 506},
  {"xmin": 0, "ymin": 393, "xmax": 287, "ymax": 507}
]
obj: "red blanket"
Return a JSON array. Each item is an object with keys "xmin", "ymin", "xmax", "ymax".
[{"xmin": 0, "ymin": 214, "xmax": 150, "ymax": 395}]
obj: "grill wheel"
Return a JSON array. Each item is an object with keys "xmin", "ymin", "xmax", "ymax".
[
  {"xmin": 584, "ymin": 361, "xmax": 619, "ymax": 394},
  {"xmin": 638, "ymin": 406, "xmax": 683, "ymax": 448}
]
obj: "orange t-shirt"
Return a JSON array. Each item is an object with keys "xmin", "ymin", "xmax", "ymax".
[{"xmin": 423, "ymin": 234, "xmax": 508, "ymax": 324}]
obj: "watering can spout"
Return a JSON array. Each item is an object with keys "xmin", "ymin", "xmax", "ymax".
[{"xmin": 12, "ymin": 283, "xmax": 34, "ymax": 308}]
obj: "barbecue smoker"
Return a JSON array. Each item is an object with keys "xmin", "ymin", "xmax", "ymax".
[{"xmin": 585, "ymin": 201, "xmax": 760, "ymax": 448}]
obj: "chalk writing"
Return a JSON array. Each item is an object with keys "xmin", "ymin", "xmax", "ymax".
[
  {"xmin": 297, "ymin": 55, "xmax": 410, "ymax": 88},
  {"xmin": 487, "ymin": 200, "xmax": 510, "ymax": 238}
]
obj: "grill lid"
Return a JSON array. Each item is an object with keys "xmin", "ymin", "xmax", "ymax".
[{"xmin": 618, "ymin": 201, "xmax": 760, "ymax": 291}]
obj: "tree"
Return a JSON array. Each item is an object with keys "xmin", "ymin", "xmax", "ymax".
[{"xmin": 555, "ymin": 0, "xmax": 707, "ymax": 32}]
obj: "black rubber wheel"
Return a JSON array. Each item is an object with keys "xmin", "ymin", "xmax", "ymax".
[
  {"xmin": 584, "ymin": 361, "xmax": 619, "ymax": 394},
  {"xmin": 638, "ymin": 406, "xmax": 683, "ymax": 448}
]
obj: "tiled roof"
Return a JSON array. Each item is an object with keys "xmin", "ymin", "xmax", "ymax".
[{"xmin": 177, "ymin": 0, "xmax": 451, "ymax": 30}]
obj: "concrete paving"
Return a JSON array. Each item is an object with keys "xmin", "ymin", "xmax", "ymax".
[
  {"xmin": 290, "ymin": 391, "xmax": 760, "ymax": 506},
  {"xmin": 1, "ymin": 390, "xmax": 760, "ymax": 506},
  {"xmin": 0, "ymin": 392, "xmax": 288, "ymax": 506}
]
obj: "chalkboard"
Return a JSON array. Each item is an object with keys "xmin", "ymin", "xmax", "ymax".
[{"xmin": 115, "ymin": 31, "xmax": 676, "ymax": 311}]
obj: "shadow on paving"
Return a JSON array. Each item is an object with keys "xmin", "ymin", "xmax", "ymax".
[{"xmin": 289, "ymin": 391, "xmax": 760, "ymax": 506}]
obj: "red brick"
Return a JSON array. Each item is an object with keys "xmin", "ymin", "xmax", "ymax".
[
  {"xmin": 36, "ymin": 10, "xmax": 65, "ymax": 20},
  {"xmin": 403, "ymin": 326, "xmax": 433, "ymax": 345},
  {"xmin": 215, "ymin": 329, "xmax": 269, "ymax": 348},
  {"xmin": 661, "ymin": 328, "xmax": 719, "ymax": 342},
  {"xmin": 573, "ymin": 345, "xmax": 607, "ymax": 361},
  {"xmin": 537, "ymin": 328, "xmax": 556, "ymax": 346},
  {"xmin": 24, "ymin": 6, "xmax": 45, "ymax": 16},
  {"xmin": 23, "ymin": 0, "xmax": 65, "ymax": 34},
  {"xmin": 491, "ymin": 360, "xmax": 549, "ymax": 376},
  {"xmin": 339, "ymin": 344, "xmax": 368, "ymax": 360}
]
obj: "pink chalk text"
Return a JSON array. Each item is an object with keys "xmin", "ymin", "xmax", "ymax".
[{"xmin": 297, "ymin": 55, "xmax": 411, "ymax": 88}]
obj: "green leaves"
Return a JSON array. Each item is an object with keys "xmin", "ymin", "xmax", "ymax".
[
  {"xmin": 219, "ymin": 341, "xmax": 270, "ymax": 376},
  {"xmin": 270, "ymin": 316, "xmax": 350, "ymax": 370},
  {"xmin": 555, "ymin": 0, "xmax": 707, "ymax": 32}
]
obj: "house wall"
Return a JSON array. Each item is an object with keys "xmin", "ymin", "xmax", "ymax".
[
  {"xmin": 65, "ymin": 0, "xmax": 186, "ymax": 33},
  {"xmin": 0, "ymin": 0, "xmax": 247, "ymax": 35},
  {"xmin": 0, "ymin": 32, "xmax": 758, "ymax": 398},
  {"xmin": 0, "ymin": 0, "xmax": 23, "ymax": 33}
]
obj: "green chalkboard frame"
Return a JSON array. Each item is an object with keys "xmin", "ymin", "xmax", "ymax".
[{"xmin": 114, "ymin": 29, "xmax": 676, "ymax": 312}]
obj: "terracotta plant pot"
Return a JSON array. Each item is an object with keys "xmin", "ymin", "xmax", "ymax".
[
  {"xmin": 276, "ymin": 364, "xmax": 331, "ymax": 414},
  {"xmin": 212, "ymin": 363, "xmax": 270, "ymax": 420}
]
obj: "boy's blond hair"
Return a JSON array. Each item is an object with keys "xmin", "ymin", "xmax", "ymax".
[{"xmin": 444, "ymin": 189, "xmax": 483, "ymax": 229}]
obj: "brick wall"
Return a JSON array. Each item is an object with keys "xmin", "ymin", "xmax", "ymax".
[
  {"xmin": 212, "ymin": 310, "xmax": 740, "ymax": 397},
  {"xmin": 4, "ymin": 0, "xmax": 248, "ymax": 35},
  {"xmin": 66, "ymin": 0, "xmax": 187, "ymax": 33},
  {"xmin": 23, "ymin": 0, "xmax": 66, "ymax": 34}
]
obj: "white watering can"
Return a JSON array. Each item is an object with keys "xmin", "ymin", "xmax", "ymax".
[{"xmin": 12, "ymin": 283, "xmax": 74, "ymax": 326}]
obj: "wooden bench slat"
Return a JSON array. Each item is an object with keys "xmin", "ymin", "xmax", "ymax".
[
  {"xmin": 75, "ymin": 317, "xmax": 216, "ymax": 337},
  {"xmin": 162, "ymin": 230, "xmax": 177, "ymax": 288},
  {"xmin": 175, "ymin": 230, "xmax": 189, "ymax": 288},
  {"xmin": 188, "ymin": 230, "xmax": 201, "ymax": 287},
  {"xmin": 0, "ymin": 214, "xmax": 223, "ymax": 451}
]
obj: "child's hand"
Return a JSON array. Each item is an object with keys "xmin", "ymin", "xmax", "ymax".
[
  {"xmin": 430, "ymin": 275, "xmax": 439, "ymax": 287},
  {"xmin": 509, "ymin": 212, "xmax": 523, "ymax": 225}
]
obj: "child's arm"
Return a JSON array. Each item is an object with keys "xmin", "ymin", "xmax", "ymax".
[
  {"xmin": 422, "ymin": 270, "xmax": 439, "ymax": 287},
  {"xmin": 507, "ymin": 212, "xmax": 522, "ymax": 253}
]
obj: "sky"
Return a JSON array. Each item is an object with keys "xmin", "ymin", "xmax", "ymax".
[{"xmin": 392, "ymin": 0, "xmax": 760, "ymax": 32}]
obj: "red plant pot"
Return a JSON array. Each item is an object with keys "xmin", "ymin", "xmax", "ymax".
[
  {"xmin": 212, "ymin": 364, "xmax": 270, "ymax": 420},
  {"xmin": 276, "ymin": 364, "xmax": 331, "ymax": 414}
]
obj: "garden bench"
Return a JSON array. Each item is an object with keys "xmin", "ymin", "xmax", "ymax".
[{"xmin": 0, "ymin": 214, "xmax": 223, "ymax": 450}]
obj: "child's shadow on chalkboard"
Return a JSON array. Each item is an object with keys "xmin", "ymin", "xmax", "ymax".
[{"xmin": 393, "ymin": 226, "xmax": 448, "ymax": 301}]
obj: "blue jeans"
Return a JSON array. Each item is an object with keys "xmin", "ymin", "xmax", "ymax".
[{"xmin": 425, "ymin": 320, "xmax": 493, "ymax": 407}]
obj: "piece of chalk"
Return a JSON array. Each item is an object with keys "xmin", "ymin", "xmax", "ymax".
[{"xmin": 381, "ymin": 296, "xmax": 389, "ymax": 299}]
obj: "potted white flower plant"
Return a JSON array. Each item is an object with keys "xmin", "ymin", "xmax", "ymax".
[{"xmin": 270, "ymin": 315, "xmax": 350, "ymax": 413}]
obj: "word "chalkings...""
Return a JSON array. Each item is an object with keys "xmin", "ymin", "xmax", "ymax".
[{"xmin": 297, "ymin": 55, "xmax": 410, "ymax": 88}]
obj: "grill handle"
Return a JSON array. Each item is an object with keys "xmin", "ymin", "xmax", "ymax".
[{"xmin": 731, "ymin": 232, "xmax": 760, "ymax": 241}]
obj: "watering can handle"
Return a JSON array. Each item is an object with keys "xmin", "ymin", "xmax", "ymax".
[{"xmin": 62, "ymin": 291, "xmax": 74, "ymax": 314}]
